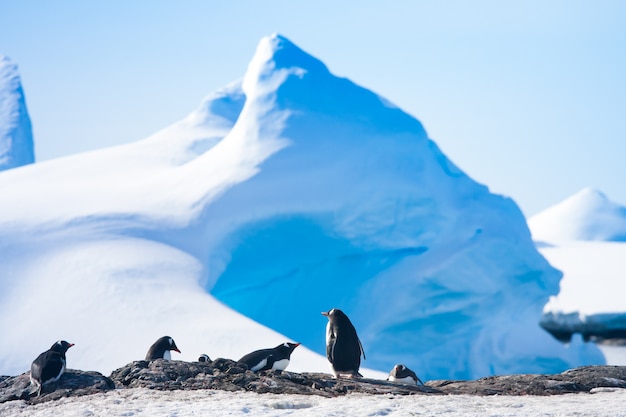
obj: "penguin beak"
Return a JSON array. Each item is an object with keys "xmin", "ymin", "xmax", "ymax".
[
  {"xmin": 295, "ymin": 343, "xmax": 301, "ymax": 347},
  {"xmin": 68, "ymin": 343, "xmax": 75, "ymax": 348},
  {"xmin": 174, "ymin": 348, "xmax": 181, "ymax": 353},
  {"xmin": 321, "ymin": 311, "xmax": 329, "ymax": 317}
]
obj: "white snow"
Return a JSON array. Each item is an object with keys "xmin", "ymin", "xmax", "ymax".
[
  {"xmin": 0, "ymin": 54, "xmax": 34, "ymax": 171},
  {"xmin": 540, "ymin": 241, "xmax": 626, "ymax": 315},
  {"xmin": 0, "ymin": 34, "xmax": 603, "ymax": 383},
  {"xmin": 529, "ymin": 187, "xmax": 626, "ymax": 243},
  {"xmin": 1, "ymin": 388, "xmax": 626, "ymax": 417},
  {"xmin": 529, "ymin": 188, "xmax": 626, "ymax": 316},
  {"xmin": 529, "ymin": 188, "xmax": 626, "ymax": 358}
]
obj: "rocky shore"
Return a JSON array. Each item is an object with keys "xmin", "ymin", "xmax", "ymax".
[{"xmin": 2, "ymin": 359, "xmax": 626, "ymax": 405}]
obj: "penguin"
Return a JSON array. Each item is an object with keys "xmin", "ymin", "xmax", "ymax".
[
  {"xmin": 387, "ymin": 364, "xmax": 424, "ymax": 385},
  {"xmin": 30, "ymin": 340, "xmax": 74, "ymax": 396},
  {"xmin": 145, "ymin": 336, "xmax": 181, "ymax": 360},
  {"xmin": 198, "ymin": 354, "xmax": 211, "ymax": 362},
  {"xmin": 237, "ymin": 342, "xmax": 301, "ymax": 372},
  {"xmin": 322, "ymin": 308, "xmax": 365, "ymax": 378}
]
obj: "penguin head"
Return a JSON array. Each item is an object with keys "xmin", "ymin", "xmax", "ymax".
[
  {"xmin": 321, "ymin": 308, "xmax": 348, "ymax": 322},
  {"xmin": 155, "ymin": 336, "xmax": 181, "ymax": 353},
  {"xmin": 275, "ymin": 342, "xmax": 301, "ymax": 355},
  {"xmin": 50, "ymin": 340, "xmax": 74, "ymax": 354},
  {"xmin": 392, "ymin": 364, "xmax": 407, "ymax": 374},
  {"xmin": 198, "ymin": 354, "xmax": 211, "ymax": 362}
]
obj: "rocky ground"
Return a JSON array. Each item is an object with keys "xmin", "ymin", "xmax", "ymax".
[{"xmin": 2, "ymin": 359, "xmax": 626, "ymax": 405}]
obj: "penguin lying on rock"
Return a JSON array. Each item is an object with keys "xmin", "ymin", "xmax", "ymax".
[
  {"xmin": 238, "ymin": 342, "xmax": 300, "ymax": 372},
  {"xmin": 198, "ymin": 354, "xmax": 211, "ymax": 362},
  {"xmin": 145, "ymin": 336, "xmax": 181, "ymax": 360},
  {"xmin": 30, "ymin": 340, "xmax": 74, "ymax": 396},
  {"xmin": 387, "ymin": 364, "xmax": 424, "ymax": 385},
  {"xmin": 322, "ymin": 308, "xmax": 365, "ymax": 378}
]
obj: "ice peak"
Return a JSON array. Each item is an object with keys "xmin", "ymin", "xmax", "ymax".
[
  {"xmin": 0, "ymin": 54, "xmax": 35, "ymax": 171},
  {"xmin": 568, "ymin": 187, "xmax": 608, "ymax": 207},
  {"xmin": 257, "ymin": 33, "xmax": 327, "ymax": 72},
  {"xmin": 529, "ymin": 188, "xmax": 626, "ymax": 242},
  {"xmin": 242, "ymin": 34, "xmax": 329, "ymax": 96}
]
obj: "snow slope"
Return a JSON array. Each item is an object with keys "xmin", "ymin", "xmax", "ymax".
[
  {"xmin": 529, "ymin": 187, "xmax": 626, "ymax": 243},
  {"xmin": 0, "ymin": 34, "xmax": 602, "ymax": 381},
  {"xmin": 529, "ymin": 189, "xmax": 626, "ymax": 341},
  {"xmin": 0, "ymin": 55, "xmax": 34, "ymax": 171}
]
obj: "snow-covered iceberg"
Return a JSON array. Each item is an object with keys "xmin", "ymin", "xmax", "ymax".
[
  {"xmin": 529, "ymin": 188, "xmax": 626, "ymax": 342},
  {"xmin": 0, "ymin": 34, "xmax": 603, "ymax": 380},
  {"xmin": 0, "ymin": 54, "xmax": 34, "ymax": 171}
]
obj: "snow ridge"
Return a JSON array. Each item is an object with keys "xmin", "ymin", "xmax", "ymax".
[{"xmin": 529, "ymin": 187, "xmax": 626, "ymax": 243}]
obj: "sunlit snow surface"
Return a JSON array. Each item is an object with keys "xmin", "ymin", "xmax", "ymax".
[
  {"xmin": 1, "ymin": 389, "xmax": 626, "ymax": 417},
  {"xmin": 0, "ymin": 34, "xmax": 603, "ymax": 381}
]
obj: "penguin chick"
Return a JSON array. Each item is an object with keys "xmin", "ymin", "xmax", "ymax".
[
  {"xmin": 322, "ymin": 308, "xmax": 365, "ymax": 378},
  {"xmin": 145, "ymin": 336, "xmax": 181, "ymax": 360},
  {"xmin": 387, "ymin": 364, "xmax": 424, "ymax": 385}
]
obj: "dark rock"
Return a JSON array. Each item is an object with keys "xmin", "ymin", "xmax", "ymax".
[
  {"xmin": 541, "ymin": 311, "xmax": 626, "ymax": 343},
  {"xmin": 427, "ymin": 366, "xmax": 626, "ymax": 396},
  {"xmin": 0, "ymin": 369, "xmax": 115, "ymax": 404},
  {"xmin": 109, "ymin": 359, "xmax": 441, "ymax": 397},
  {"xmin": 3, "ymin": 361, "xmax": 626, "ymax": 406}
]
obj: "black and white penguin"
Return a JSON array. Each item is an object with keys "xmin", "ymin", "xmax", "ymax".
[
  {"xmin": 237, "ymin": 342, "xmax": 301, "ymax": 372},
  {"xmin": 387, "ymin": 364, "xmax": 424, "ymax": 385},
  {"xmin": 30, "ymin": 340, "xmax": 74, "ymax": 396},
  {"xmin": 198, "ymin": 354, "xmax": 211, "ymax": 362},
  {"xmin": 145, "ymin": 336, "xmax": 181, "ymax": 360},
  {"xmin": 322, "ymin": 308, "xmax": 365, "ymax": 378}
]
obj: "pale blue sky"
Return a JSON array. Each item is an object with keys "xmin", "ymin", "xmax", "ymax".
[{"xmin": 1, "ymin": 0, "xmax": 625, "ymax": 216}]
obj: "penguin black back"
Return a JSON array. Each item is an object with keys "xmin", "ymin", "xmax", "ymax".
[
  {"xmin": 30, "ymin": 340, "xmax": 74, "ymax": 396},
  {"xmin": 322, "ymin": 308, "xmax": 365, "ymax": 378},
  {"xmin": 238, "ymin": 342, "xmax": 300, "ymax": 372},
  {"xmin": 145, "ymin": 336, "xmax": 181, "ymax": 360}
]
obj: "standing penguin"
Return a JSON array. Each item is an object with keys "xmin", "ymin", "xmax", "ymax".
[
  {"xmin": 387, "ymin": 364, "xmax": 424, "ymax": 385},
  {"xmin": 238, "ymin": 342, "xmax": 300, "ymax": 372},
  {"xmin": 145, "ymin": 336, "xmax": 181, "ymax": 360},
  {"xmin": 322, "ymin": 308, "xmax": 365, "ymax": 378},
  {"xmin": 30, "ymin": 340, "xmax": 74, "ymax": 396}
]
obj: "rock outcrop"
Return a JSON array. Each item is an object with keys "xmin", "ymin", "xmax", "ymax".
[
  {"xmin": 109, "ymin": 359, "xmax": 440, "ymax": 397},
  {"xmin": 0, "ymin": 369, "xmax": 114, "ymax": 404},
  {"xmin": 429, "ymin": 366, "xmax": 626, "ymax": 395},
  {"xmin": 2, "ymin": 360, "xmax": 626, "ymax": 405}
]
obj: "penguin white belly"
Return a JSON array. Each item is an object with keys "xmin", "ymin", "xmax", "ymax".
[
  {"xmin": 163, "ymin": 350, "xmax": 171, "ymax": 360},
  {"xmin": 325, "ymin": 322, "xmax": 332, "ymax": 346},
  {"xmin": 388, "ymin": 375, "xmax": 417, "ymax": 385},
  {"xmin": 250, "ymin": 358, "xmax": 268, "ymax": 372},
  {"xmin": 272, "ymin": 358, "xmax": 289, "ymax": 371}
]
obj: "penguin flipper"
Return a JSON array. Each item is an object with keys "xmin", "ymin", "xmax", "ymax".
[{"xmin": 357, "ymin": 337, "xmax": 366, "ymax": 360}]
